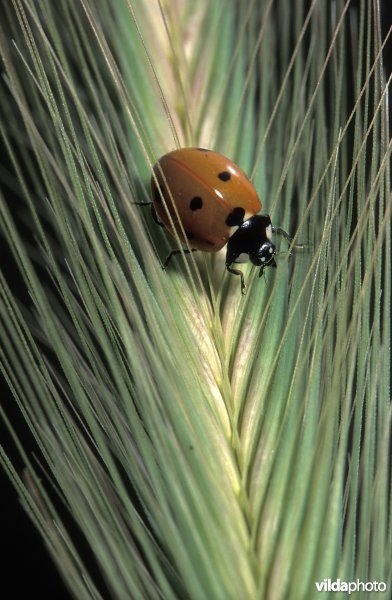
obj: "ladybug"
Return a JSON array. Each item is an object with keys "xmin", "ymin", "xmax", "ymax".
[{"xmin": 145, "ymin": 147, "xmax": 297, "ymax": 294}]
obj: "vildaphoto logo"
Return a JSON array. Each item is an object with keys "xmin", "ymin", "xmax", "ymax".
[{"xmin": 315, "ymin": 579, "xmax": 387, "ymax": 594}]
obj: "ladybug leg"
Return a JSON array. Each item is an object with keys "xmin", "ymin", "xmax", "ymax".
[
  {"xmin": 272, "ymin": 226, "xmax": 307, "ymax": 251},
  {"xmin": 226, "ymin": 264, "xmax": 246, "ymax": 295},
  {"xmin": 272, "ymin": 226, "xmax": 293, "ymax": 244},
  {"xmin": 226, "ymin": 244, "xmax": 246, "ymax": 294},
  {"xmin": 258, "ymin": 259, "xmax": 276, "ymax": 278},
  {"xmin": 133, "ymin": 201, "xmax": 165, "ymax": 227},
  {"xmin": 163, "ymin": 248, "xmax": 196, "ymax": 269}
]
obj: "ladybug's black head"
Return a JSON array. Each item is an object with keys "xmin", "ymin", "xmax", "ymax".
[{"xmin": 256, "ymin": 241, "xmax": 277, "ymax": 269}]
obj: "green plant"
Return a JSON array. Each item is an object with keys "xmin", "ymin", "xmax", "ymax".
[{"xmin": 1, "ymin": 1, "xmax": 390, "ymax": 598}]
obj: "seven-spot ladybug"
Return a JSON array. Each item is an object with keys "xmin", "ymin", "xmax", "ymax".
[{"xmin": 143, "ymin": 147, "xmax": 299, "ymax": 294}]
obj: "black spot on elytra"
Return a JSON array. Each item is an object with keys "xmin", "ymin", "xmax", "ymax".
[
  {"xmin": 218, "ymin": 171, "xmax": 231, "ymax": 182},
  {"xmin": 189, "ymin": 196, "xmax": 203, "ymax": 211},
  {"xmin": 225, "ymin": 207, "xmax": 245, "ymax": 227},
  {"xmin": 185, "ymin": 231, "xmax": 194, "ymax": 240}
]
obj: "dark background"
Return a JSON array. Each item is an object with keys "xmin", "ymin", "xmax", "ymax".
[{"xmin": 0, "ymin": 387, "xmax": 72, "ymax": 596}]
